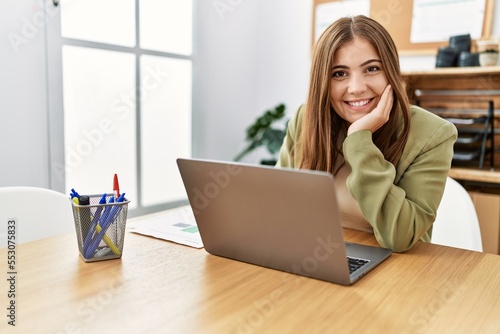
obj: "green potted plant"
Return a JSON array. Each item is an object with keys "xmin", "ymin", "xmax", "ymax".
[{"xmin": 234, "ymin": 104, "xmax": 288, "ymax": 165}]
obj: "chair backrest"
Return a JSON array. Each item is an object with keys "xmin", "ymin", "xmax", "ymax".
[
  {"xmin": 0, "ymin": 186, "xmax": 75, "ymax": 247},
  {"xmin": 432, "ymin": 177, "xmax": 483, "ymax": 252}
]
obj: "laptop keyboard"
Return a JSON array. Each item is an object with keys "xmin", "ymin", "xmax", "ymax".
[{"xmin": 347, "ymin": 257, "xmax": 369, "ymax": 274}]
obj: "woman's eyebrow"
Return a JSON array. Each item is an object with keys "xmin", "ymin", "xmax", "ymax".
[
  {"xmin": 332, "ymin": 64, "xmax": 349, "ymax": 70},
  {"xmin": 332, "ymin": 58, "xmax": 382, "ymax": 70},
  {"xmin": 360, "ymin": 59, "xmax": 382, "ymax": 66}
]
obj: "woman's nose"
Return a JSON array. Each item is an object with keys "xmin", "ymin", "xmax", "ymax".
[{"xmin": 347, "ymin": 74, "xmax": 366, "ymax": 95}]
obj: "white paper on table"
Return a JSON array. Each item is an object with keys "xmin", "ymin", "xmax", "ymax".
[{"xmin": 128, "ymin": 205, "xmax": 203, "ymax": 248}]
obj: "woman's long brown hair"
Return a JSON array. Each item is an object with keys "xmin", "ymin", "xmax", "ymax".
[{"xmin": 299, "ymin": 15, "xmax": 411, "ymax": 175}]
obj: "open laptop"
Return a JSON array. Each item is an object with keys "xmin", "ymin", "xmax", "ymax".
[{"xmin": 176, "ymin": 158, "xmax": 391, "ymax": 285}]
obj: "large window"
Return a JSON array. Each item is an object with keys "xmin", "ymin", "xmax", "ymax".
[{"xmin": 60, "ymin": 0, "xmax": 193, "ymax": 215}]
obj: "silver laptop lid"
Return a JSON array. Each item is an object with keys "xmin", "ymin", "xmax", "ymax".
[{"xmin": 177, "ymin": 158, "xmax": 355, "ymax": 285}]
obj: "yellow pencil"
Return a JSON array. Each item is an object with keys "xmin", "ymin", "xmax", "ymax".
[{"xmin": 96, "ymin": 223, "xmax": 121, "ymax": 256}]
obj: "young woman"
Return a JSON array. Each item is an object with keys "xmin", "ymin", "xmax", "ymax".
[{"xmin": 276, "ymin": 15, "xmax": 457, "ymax": 252}]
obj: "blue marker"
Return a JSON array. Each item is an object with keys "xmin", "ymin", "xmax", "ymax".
[
  {"xmin": 70, "ymin": 189, "xmax": 80, "ymax": 199},
  {"xmin": 84, "ymin": 195, "xmax": 115, "ymax": 258},
  {"xmin": 82, "ymin": 193, "xmax": 107, "ymax": 254},
  {"xmin": 96, "ymin": 196, "xmax": 115, "ymax": 235}
]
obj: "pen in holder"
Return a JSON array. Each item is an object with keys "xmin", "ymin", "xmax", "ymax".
[{"xmin": 71, "ymin": 193, "xmax": 130, "ymax": 262}]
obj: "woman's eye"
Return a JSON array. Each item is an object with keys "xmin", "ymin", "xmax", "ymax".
[
  {"xmin": 332, "ymin": 71, "xmax": 347, "ymax": 78},
  {"xmin": 366, "ymin": 66, "xmax": 380, "ymax": 73}
]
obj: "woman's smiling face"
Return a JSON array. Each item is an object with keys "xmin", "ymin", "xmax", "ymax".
[{"xmin": 329, "ymin": 36, "xmax": 389, "ymax": 125}]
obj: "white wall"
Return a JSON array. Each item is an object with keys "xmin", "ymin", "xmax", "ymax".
[
  {"xmin": 2, "ymin": 0, "xmax": 500, "ymax": 188},
  {"xmin": 193, "ymin": 0, "xmax": 312, "ymax": 162},
  {"xmin": 0, "ymin": 1, "xmax": 51, "ymax": 188},
  {"xmin": 192, "ymin": 0, "xmax": 259, "ymax": 161},
  {"xmin": 254, "ymin": 1, "xmax": 312, "ymax": 119}
]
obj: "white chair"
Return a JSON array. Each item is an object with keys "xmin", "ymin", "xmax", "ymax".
[
  {"xmin": 0, "ymin": 186, "xmax": 75, "ymax": 247},
  {"xmin": 432, "ymin": 177, "xmax": 483, "ymax": 251}
]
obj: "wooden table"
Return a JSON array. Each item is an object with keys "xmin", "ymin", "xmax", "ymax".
[{"xmin": 1, "ymin": 223, "xmax": 500, "ymax": 333}]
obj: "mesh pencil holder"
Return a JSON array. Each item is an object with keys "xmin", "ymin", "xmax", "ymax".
[{"xmin": 71, "ymin": 193, "xmax": 130, "ymax": 262}]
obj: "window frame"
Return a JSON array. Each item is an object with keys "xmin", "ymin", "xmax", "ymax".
[{"xmin": 47, "ymin": 0, "xmax": 194, "ymax": 217}]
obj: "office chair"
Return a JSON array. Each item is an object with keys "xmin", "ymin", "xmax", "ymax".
[
  {"xmin": 0, "ymin": 186, "xmax": 75, "ymax": 247},
  {"xmin": 432, "ymin": 177, "xmax": 483, "ymax": 252}
]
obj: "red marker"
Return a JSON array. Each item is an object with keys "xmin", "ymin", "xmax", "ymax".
[{"xmin": 113, "ymin": 174, "xmax": 120, "ymax": 198}]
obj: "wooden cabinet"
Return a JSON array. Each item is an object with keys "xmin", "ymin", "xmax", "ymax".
[
  {"xmin": 470, "ymin": 191, "xmax": 500, "ymax": 254},
  {"xmin": 403, "ymin": 66, "xmax": 500, "ymax": 98},
  {"xmin": 403, "ymin": 67, "xmax": 500, "ymax": 254},
  {"xmin": 403, "ymin": 66, "xmax": 500, "ymax": 168}
]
